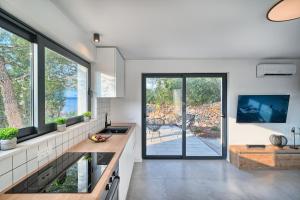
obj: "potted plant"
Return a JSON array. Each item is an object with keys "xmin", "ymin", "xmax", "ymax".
[
  {"xmin": 83, "ymin": 111, "xmax": 92, "ymax": 122},
  {"xmin": 0, "ymin": 128, "xmax": 19, "ymax": 150},
  {"xmin": 55, "ymin": 117, "xmax": 67, "ymax": 132}
]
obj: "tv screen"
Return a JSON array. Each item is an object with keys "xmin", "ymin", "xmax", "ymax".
[{"xmin": 236, "ymin": 95, "xmax": 290, "ymax": 123}]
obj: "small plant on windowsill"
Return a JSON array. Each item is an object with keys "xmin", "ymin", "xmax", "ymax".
[
  {"xmin": 0, "ymin": 128, "xmax": 19, "ymax": 151},
  {"xmin": 83, "ymin": 112, "xmax": 92, "ymax": 122},
  {"xmin": 55, "ymin": 117, "xmax": 67, "ymax": 132}
]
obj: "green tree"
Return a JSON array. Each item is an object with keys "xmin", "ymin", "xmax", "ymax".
[
  {"xmin": 187, "ymin": 78, "xmax": 221, "ymax": 106},
  {"xmin": 45, "ymin": 49, "xmax": 77, "ymax": 122},
  {"xmin": 0, "ymin": 27, "xmax": 31, "ymax": 128},
  {"xmin": 147, "ymin": 77, "xmax": 220, "ymax": 106},
  {"xmin": 0, "ymin": 27, "xmax": 78, "ymax": 128},
  {"xmin": 147, "ymin": 78, "xmax": 181, "ymax": 105}
]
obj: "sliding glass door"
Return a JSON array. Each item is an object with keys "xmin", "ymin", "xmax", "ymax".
[
  {"xmin": 186, "ymin": 76, "xmax": 224, "ymax": 157},
  {"xmin": 142, "ymin": 73, "xmax": 227, "ymax": 159},
  {"xmin": 144, "ymin": 76, "xmax": 183, "ymax": 156}
]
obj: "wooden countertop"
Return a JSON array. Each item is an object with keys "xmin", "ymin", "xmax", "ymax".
[
  {"xmin": 230, "ymin": 145, "xmax": 300, "ymax": 154},
  {"xmin": 0, "ymin": 123, "xmax": 136, "ymax": 200}
]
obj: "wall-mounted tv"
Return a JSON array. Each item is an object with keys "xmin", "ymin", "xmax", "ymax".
[{"xmin": 236, "ymin": 95, "xmax": 290, "ymax": 123}]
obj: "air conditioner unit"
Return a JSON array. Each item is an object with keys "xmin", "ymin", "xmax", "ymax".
[{"xmin": 256, "ymin": 63, "xmax": 297, "ymax": 77}]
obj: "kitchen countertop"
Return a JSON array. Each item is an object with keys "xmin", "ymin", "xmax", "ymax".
[{"xmin": 0, "ymin": 123, "xmax": 136, "ymax": 200}]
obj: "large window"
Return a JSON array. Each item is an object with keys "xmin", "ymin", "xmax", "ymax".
[
  {"xmin": 0, "ymin": 10, "xmax": 91, "ymax": 142},
  {"xmin": 0, "ymin": 27, "xmax": 33, "ymax": 129},
  {"xmin": 45, "ymin": 48, "xmax": 88, "ymax": 123}
]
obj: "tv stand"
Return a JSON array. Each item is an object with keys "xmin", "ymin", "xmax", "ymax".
[
  {"xmin": 230, "ymin": 145, "xmax": 300, "ymax": 169},
  {"xmin": 246, "ymin": 144, "xmax": 266, "ymax": 148}
]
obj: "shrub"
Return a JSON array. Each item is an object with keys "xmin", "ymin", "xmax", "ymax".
[
  {"xmin": 0, "ymin": 128, "xmax": 19, "ymax": 140},
  {"xmin": 83, "ymin": 112, "xmax": 92, "ymax": 118},
  {"xmin": 211, "ymin": 126, "xmax": 220, "ymax": 132},
  {"xmin": 190, "ymin": 126, "xmax": 204, "ymax": 133},
  {"xmin": 55, "ymin": 117, "xmax": 66, "ymax": 125}
]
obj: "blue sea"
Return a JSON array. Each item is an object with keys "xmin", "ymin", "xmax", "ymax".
[
  {"xmin": 62, "ymin": 89, "xmax": 77, "ymax": 114},
  {"xmin": 62, "ymin": 97, "xmax": 77, "ymax": 113}
]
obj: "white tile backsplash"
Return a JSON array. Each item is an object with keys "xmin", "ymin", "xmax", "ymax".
[
  {"xmin": 62, "ymin": 142, "xmax": 69, "ymax": 152},
  {"xmin": 69, "ymin": 131, "xmax": 74, "ymax": 139},
  {"xmin": 38, "ymin": 156, "xmax": 48, "ymax": 168},
  {"xmin": 37, "ymin": 149, "xmax": 48, "ymax": 161},
  {"xmin": 62, "ymin": 132, "xmax": 69, "ymax": 143},
  {"xmin": 27, "ymin": 145, "xmax": 38, "ymax": 161},
  {"xmin": 56, "ymin": 145, "xmax": 63, "ymax": 157},
  {"xmin": 38, "ymin": 141, "xmax": 48, "ymax": 152},
  {"xmin": 69, "ymin": 138, "xmax": 74, "ymax": 147},
  {"xmin": 97, "ymin": 98, "xmax": 110, "ymax": 127},
  {"xmin": 13, "ymin": 151, "xmax": 26, "ymax": 169},
  {"xmin": 48, "ymin": 138, "xmax": 56, "ymax": 150},
  {"xmin": 48, "ymin": 148, "xmax": 56, "ymax": 161},
  {"xmin": 0, "ymin": 156, "xmax": 12, "ymax": 176},
  {"xmin": 13, "ymin": 163, "xmax": 27, "ymax": 183},
  {"xmin": 0, "ymin": 98, "xmax": 110, "ymax": 192},
  {"xmin": 27, "ymin": 158, "xmax": 38, "ymax": 174},
  {"xmin": 0, "ymin": 171, "xmax": 12, "ymax": 191},
  {"xmin": 55, "ymin": 135, "xmax": 63, "ymax": 146},
  {"xmin": 73, "ymin": 137, "xmax": 79, "ymax": 145}
]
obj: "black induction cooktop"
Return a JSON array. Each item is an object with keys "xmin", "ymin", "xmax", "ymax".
[{"xmin": 6, "ymin": 152, "xmax": 115, "ymax": 193}]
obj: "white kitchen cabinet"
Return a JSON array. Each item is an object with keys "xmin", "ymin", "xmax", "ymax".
[
  {"xmin": 93, "ymin": 47, "xmax": 125, "ymax": 97},
  {"xmin": 119, "ymin": 128, "xmax": 136, "ymax": 200}
]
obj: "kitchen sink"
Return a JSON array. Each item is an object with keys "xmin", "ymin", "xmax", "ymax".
[{"xmin": 99, "ymin": 126, "xmax": 129, "ymax": 134}]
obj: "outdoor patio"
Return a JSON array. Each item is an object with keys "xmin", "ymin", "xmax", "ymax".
[{"xmin": 146, "ymin": 125, "xmax": 222, "ymax": 156}]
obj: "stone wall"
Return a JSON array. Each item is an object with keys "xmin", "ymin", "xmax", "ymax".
[{"xmin": 147, "ymin": 102, "xmax": 221, "ymax": 138}]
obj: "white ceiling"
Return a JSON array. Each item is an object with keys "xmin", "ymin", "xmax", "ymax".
[{"xmin": 52, "ymin": 0, "xmax": 300, "ymax": 59}]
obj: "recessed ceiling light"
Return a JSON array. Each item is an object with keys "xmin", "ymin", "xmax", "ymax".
[
  {"xmin": 93, "ymin": 33, "xmax": 100, "ymax": 43},
  {"xmin": 267, "ymin": 0, "xmax": 300, "ymax": 22}
]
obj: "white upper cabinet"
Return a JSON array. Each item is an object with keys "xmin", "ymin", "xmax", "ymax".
[{"xmin": 93, "ymin": 47, "xmax": 125, "ymax": 97}]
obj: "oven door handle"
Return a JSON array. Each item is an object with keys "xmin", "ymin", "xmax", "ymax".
[{"xmin": 105, "ymin": 176, "xmax": 120, "ymax": 200}]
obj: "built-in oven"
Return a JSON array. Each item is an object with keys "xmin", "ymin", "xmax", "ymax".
[{"xmin": 101, "ymin": 162, "xmax": 120, "ymax": 200}]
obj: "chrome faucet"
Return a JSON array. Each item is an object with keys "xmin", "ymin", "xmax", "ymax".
[{"xmin": 105, "ymin": 113, "xmax": 111, "ymax": 128}]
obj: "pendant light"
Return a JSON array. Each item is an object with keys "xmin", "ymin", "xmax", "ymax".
[{"xmin": 267, "ymin": 0, "xmax": 300, "ymax": 22}]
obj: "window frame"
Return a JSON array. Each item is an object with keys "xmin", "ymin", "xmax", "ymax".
[
  {"xmin": 0, "ymin": 11, "xmax": 37, "ymax": 140},
  {"xmin": 39, "ymin": 37, "xmax": 91, "ymax": 135},
  {"xmin": 0, "ymin": 9, "xmax": 91, "ymax": 143}
]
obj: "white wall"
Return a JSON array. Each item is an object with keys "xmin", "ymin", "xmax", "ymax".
[{"xmin": 110, "ymin": 59, "xmax": 300, "ymax": 161}]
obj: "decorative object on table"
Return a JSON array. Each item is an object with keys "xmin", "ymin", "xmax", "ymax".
[
  {"xmin": 269, "ymin": 134, "xmax": 288, "ymax": 147},
  {"xmin": 0, "ymin": 128, "xmax": 19, "ymax": 150},
  {"xmin": 83, "ymin": 111, "xmax": 92, "ymax": 122},
  {"xmin": 89, "ymin": 134, "xmax": 112, "ymax": 143},
  {"xmin": 55, "ymin": 117, "xmax": 67, "ymax": 132},
  {"xmin": 290, "ymin": 127, "xmax": 299, "ymax": 149}
]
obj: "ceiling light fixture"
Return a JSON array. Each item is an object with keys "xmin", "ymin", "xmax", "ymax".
[
  {"xmin": 267, "ymin": 0, "xmax": 300, "ymax": 22},
  {"xmin": 93, "ymin": 33, "xmax": 100, "ymax": 43}
]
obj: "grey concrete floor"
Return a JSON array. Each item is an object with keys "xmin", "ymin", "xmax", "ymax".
[{"xmin": 126, "ymin": 160, "xmax": 300, "ymax": 200}]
